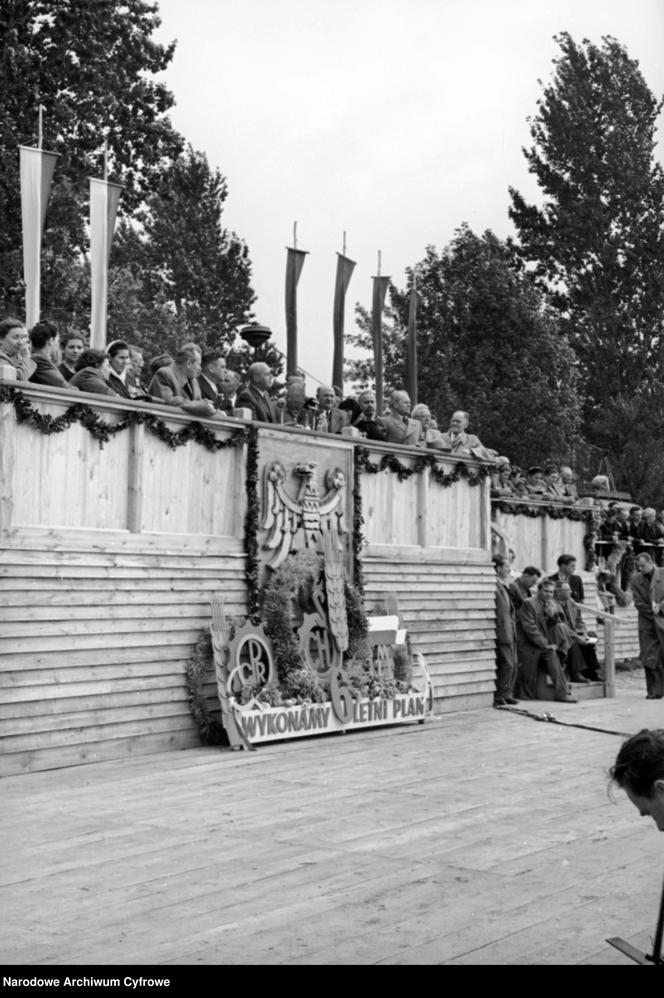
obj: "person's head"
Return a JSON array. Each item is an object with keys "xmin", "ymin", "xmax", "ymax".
[
  {"xmin": 630, "ymin": 506, "xmax": 643, "ymax": 523},
  {"xmin": 591, "ymin": 474, "xmax": 610, "ymax": 493},
  {"xmin": 219, "ymin": 369, "xmax": 240, "ymax": 399},
  {"xmin": 201, "ymin": 349, "xmax": 226, "ymax": 385},
  {"xmin": 560, "ymin": 466, "xmax": 575, "ymax": 484},
  {"xmin": 30, "ymin": 320, "xmax": 60, "ymax": 362},
  {"xmin": 543, "ymin": 464, "xmax": 560, "ymax": 484},
  {"xmin": 411, "ymin": 403, "xmax": 432, "ymax": 427},
  {"xmin": 556, "ymin": 554, "xmax": 576, "ymax": 577},
  {"xmin": 521, "ymin": 565, "xmax": 541, "ymax": 589},
  {"xmin": 128, "ymin": 346, "xmax": 144, "ymax": 376},
  {"xmin": 107, "ymin": 339, "xmax": 131, "ymax": 375},
  {"xmin": 248, "ymin": 361, "xmax": 273, "ymax": 392},
  {"xmin": 636, "ymin": 552, "xmax": 654, "ymax": 576},
  {"xmin": 149, "ymin": 353, "xmax": 173, "ymax": 376},
  {"xmin": 537, "ymin": 578, "xmax": 555, "ymax": 603},
  {"xmin": 0, "ymin": 317, "xmax": 27, "ymax": 356},
  {"xmin": 390, "ymin": 389, "xmax": 411, "ymax": 417},
  {"xmin": 61, "ymin": 332, "xmax": 85, "ymax": 369},
  {"xmin": 357, "ymin": 390, "xmax": 377, "ymax": 419},
  {"xmin": 449, "ymin": 410, "xmax": 469, "ymax": 434},
  {"xmin": 610, "ymin": 729, "xmax": 664, "ymax": 831},
  {"xmin": 316, "ymin": 385, "xmax": 337, "ymax": 411},
  {"xmin": 174, "ymin": 344, "xmax": 202, "ymax": 378},
  {"xmin": 75, "ymin": 348, "xmax": 110, "ymax": 379},
  {"xmin": 493, "ymin": 555, "xmax": 511, "ymax": 582},
  {"xmin": 554, "ymin": 580, "xmax": 572, "ymax": 603},
  {"xmin": 527, "ymin": 466, "xmax": 544, "ymax": 484},
  {"xmin": 643, "ymin": 507, "xmax": 657, "ymax": 524}
]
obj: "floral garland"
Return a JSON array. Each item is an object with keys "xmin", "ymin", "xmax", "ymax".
[
  {"xmin": 0, "ymin": 385, "xmax": 248, "ymax": 453},
  {"xmin": 184, "ymin": 631, "xmax": 228, "ymax": 745},
  {"xmin": 352, "ymin": 453, "xmax": 366, "ymax": 596},
  {"xmin": 355, "ymin": 446, "xmax": 490, "ymax": 487},
  {"xmin": 492, "ymin": 498, "xmax": 597, "ymax": 523},
  {"xmin": 244, "ymin": 425, "xmax": 261, "ymax": 619}
]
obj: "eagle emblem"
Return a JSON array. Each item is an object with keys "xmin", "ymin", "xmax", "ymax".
[{"xmin": 261, "ymin": 461, "xmax": 348, "ymax": 569}]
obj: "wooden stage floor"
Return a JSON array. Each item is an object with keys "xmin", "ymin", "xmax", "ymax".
[{"xmin": 2, "ymin": 668, "xmax": 663, "ymax": 968}]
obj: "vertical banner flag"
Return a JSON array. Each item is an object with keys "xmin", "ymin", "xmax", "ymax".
[
  {"xmin": 332, "ymin": 253, "xmax": 356, "ymax": 395},
  {"xmin": 406, "ymin": 282, "xmax": 419, "ymax": 406},
  {"xmin": 89, "ymin": 177, "xmax": 122, "ymax": 349},
  {"xmin": 19, "ymin": 146, "xmax": 59, "ymax": 329},
  {"xmin": 285, "ymin": 246, "xmax": 308, "ymax": 377},
  {"xmin": 371, "ymin": 275, "xmax": 390, "ymax": 416}
]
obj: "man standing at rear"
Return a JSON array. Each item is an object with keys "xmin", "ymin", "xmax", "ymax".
[{"xmin": 631, "ymin": 552, "xmax": 664, "ymax": 699}]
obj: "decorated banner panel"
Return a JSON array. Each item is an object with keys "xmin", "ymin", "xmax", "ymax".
[
  {"xmin": 285, "ymin": 246, "xmax": 308, "ymax": 377},
  {"xmin": 90, "ymin": 177, "xmax": 122, "ymax": 349},
  {"xmin": 19, "ymin": 146, "xmax": 59, "ymax": 329},
  {"xmin": 255, "ymin": 429, "xmax": 355, "ymax": 584}
]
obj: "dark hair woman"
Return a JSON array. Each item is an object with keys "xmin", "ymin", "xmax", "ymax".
[{"xmin": 69, "ymin": 349, "xmax": 119, "ymax": 397}]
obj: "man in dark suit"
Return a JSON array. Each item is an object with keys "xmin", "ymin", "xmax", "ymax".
[
  {"xmin": 631, "ymin": 552, "xmax": 664, "ymax": 699},
  {"xmin": 378, "ymin": 389, "xmax": 421, "ymax": 446},
  {"xmin": 552, "ymin": 581, "xmax": 602, "ymax": 681},
  {"xmin": 493, "ymin": 555, "xmax": 520, "ymax": 706},
  {"xmin": 517, "ymin": 578, "xmax": 577, "ymax": 702},
  {"xmin": 339, "ymin": 390, "xmax": 388, "ymax": 441},
  {"xmin": 236, "ymin": 362, "xmax": 279, "ymax": 423},
  {"xmin": 548, "ymin": 554, "xmax": 585, "ymax": 604},
  {"xmin": 198, "ymin": 349, "xmax": 228, "ymax": 410}
]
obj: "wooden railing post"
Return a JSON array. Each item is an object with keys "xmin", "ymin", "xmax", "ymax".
[
  {"xmin": 127, "ymin": 422, "xmax": 144, "ymax": 533},
  {"xmin": 603, "ymin": 616, "xmax": 616, "ymax": 698},
  {"xmin": 0, "ymin": 401, "xmax": 16, "ymax": 533}
]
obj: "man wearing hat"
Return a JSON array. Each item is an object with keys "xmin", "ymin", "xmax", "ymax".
[{"xmin": 491, "ymin": 456, "xmax": 513, "ymax": 496}]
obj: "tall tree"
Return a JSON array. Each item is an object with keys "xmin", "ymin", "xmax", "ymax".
[
  {"xmin": 509, "ymin": 32, "xmax": 664, "ymax": 410},
  {"xmin": 0, "ymin": 0, "xmax": 183, "ymax": 318},
  {"xmin": 346, "ymin": 226, "xmax": 583, "ymax": 468},
  {"xmin": 110, "ymin": 146, "xmax": 257, "ymax": 358}
]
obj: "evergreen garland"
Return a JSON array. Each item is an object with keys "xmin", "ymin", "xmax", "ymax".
[
  {"xmin": 493, "ymin": 497, "xmax": 597, "ymax": 523},
  {"xmin": 355, "ymin": 446, "xmax": 491, "ymax": 487},
  {"xmin": 244, "ymin": 425, "xmax": 261, "ymax": 618},
  {"xmin": 184, "ymin": 631, "xmax": 228, "ymax": 746},
  {"xmin": 0, "ymin": 385, "xmax": 248, "ymax": 452}
]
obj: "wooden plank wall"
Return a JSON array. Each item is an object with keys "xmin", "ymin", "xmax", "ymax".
[
  {"xmin": 0, "ymin": 529, "xmax": 247, "ymax": 777},
  {"xmin": 363, "ymin": 551, "xmax": 496, "ymax": 713}
]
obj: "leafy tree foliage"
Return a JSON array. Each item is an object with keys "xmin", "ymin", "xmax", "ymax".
[
  {"xmin": 110, "ymin": 145, "xmax": 257, "ymax": 359},
  {"xmin": 509, "ymin": 32, "xmax": 664, "ymax": 410},
  {"xmin": 1, "ymin": 0, "xmax": 184, "ymax": 317},
  {"xmin": 346, "ymin": 226, "xmax": 583, "ymax": 468}
]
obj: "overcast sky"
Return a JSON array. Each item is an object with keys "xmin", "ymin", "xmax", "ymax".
[{"xmin": 154, "ymin": 0, "xmax": 664, "ymax": 391}]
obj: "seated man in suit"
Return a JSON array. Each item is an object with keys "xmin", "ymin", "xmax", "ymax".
[
  {"xmin": 198, "ymin": 349, "xmax": 227, "ymax": 409},
  {"xmin": 517, "ymin": 578, "xmax": 577, "ymax": 702},
  {"xmin": 28, "ymin": 320, "xmax": 70, "ymax": 388},
  {"xmin": 411, "ymin": 403, "xmax": 450, "ymax": 450},
  {"xmin": 379, "ymin": 389, "xmax": 421, "ymax": 446},
  {"xmin": 149, "ymin": 344, "xmax": 215, "ymax": 417},
  {"xmin": 313, "ymin": 385, "xmax": 350, "ymax": 434},
  {"xmin": 552, "ymin": 581, "xmax": 602, "ymax": 681},
  {"xmin": 236, "ymin": 361, "xmax": 279, "ymax": 423},
  {"xmin": 437, "ymin": 410, "xmax": 487, "ymax": 457},
  {"xmin": 106, "ymin": 340, "xmax": 134, "ymax": 398}
]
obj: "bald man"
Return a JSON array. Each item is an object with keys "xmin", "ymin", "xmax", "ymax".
[
  {"xmin": 236, "ymin": 362, "xmax": 279, "ymax": 423},
  {"xmin": 438, "ymin": 410, "xmax": 486, "ymax": 457},
  {"xmin": 379, "ymin": 390, "xmax": 421, "ymax": 446}
]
